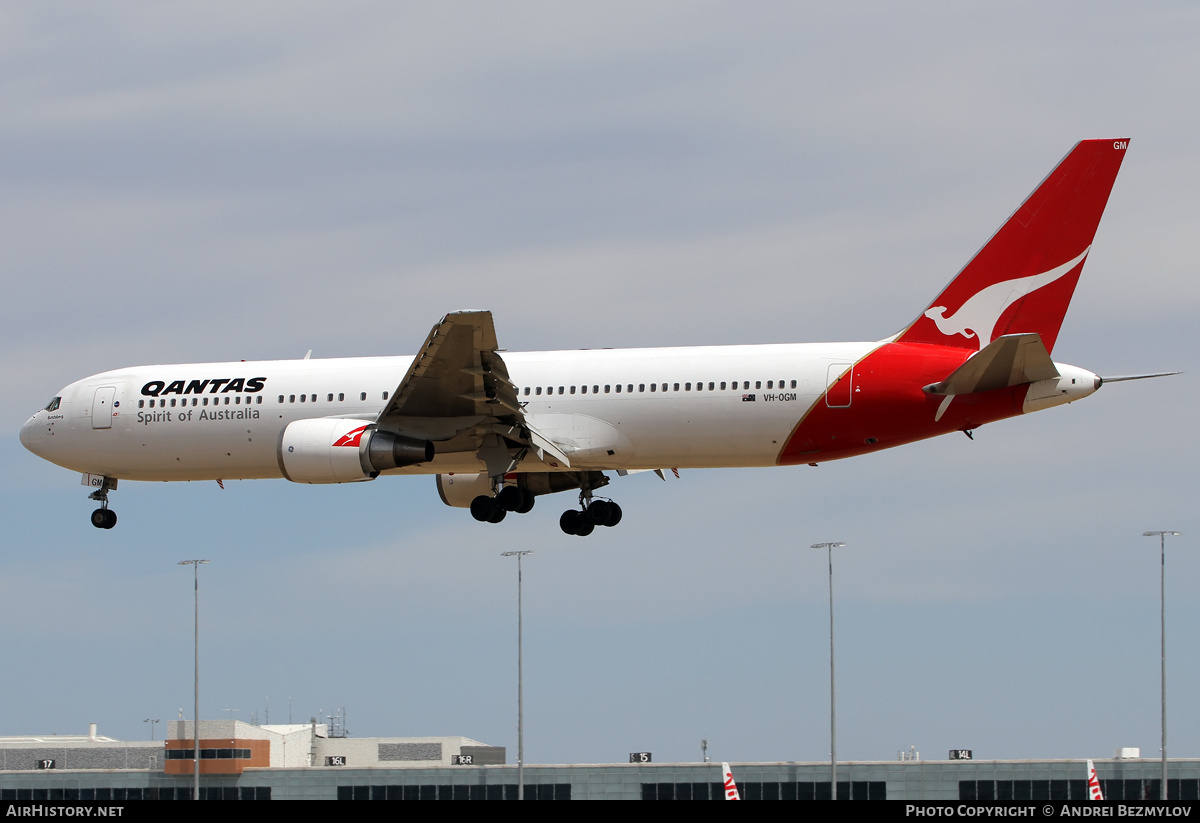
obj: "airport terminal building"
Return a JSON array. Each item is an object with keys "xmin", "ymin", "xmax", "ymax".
[{"xmin": 1, "ymin": 721, "xmax": 1198, "ymax": 800}]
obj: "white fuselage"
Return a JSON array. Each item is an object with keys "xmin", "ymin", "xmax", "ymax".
[{"xmin": 21, "ymin": 342, "xmax": 881, "ymax": 481}]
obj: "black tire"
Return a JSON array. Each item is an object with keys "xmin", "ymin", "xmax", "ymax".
[
  {"xmin": 487, "ymin": 504, "xmax": 507, "ymax": 523},
  {"xmin": 103, "ymin": 510, "xmax": 117, "ymax": 529},
  {"xmin": 587, "ymin": 500, "xmax": 612, "ymax": 526},
  {"xmin": 496, "ymin": 485, "xmax": 523, "ymax": 512},
  {"xmin": 516, "ymin": 487, "xmax": 535, "ymax": 514},
  {"xmin": 559, "ymin": 510, "xmax": 580, "ymax": 535},
  {"xmin": 605, "ymin": 502, "xmax": 623, "ymax": 527},
  {"xmin": 574, "ymin": 518, "xmax": 595, "ymax": 536},
  {"xmin": 470, "ymin": 495, "xmax": 493, "ymax": 522},
  {"xmin": 90, "ymin": 509, "xmax": 109, "ymax": 529}
]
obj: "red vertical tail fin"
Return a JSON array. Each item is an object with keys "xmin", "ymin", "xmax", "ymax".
[{"xmin": 896, "ymin": 139, "xmax": 1129, "ymax": 354}]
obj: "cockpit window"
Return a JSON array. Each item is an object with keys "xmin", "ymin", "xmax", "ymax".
[{"xmin": 44, "ymin": 397, "xmax": 61, "ymax": 412}]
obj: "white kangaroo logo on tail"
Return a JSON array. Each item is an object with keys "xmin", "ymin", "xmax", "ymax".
[{"xmin": 924, "ymin": 247, "xmax": 1090, "ymax": 348}]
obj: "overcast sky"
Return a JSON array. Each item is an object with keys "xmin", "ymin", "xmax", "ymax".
[{"xmin": 2, "ymin": 1, "xmax": 1197, "ymax": 767}]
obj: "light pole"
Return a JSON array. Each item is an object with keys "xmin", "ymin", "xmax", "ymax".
[
  {"xmin": 1143, "ymin": 531, "xmax": 1180, "ymax": 800},
  {"xmin": 143, "ymin": 718, "xmax": 159, "ymax": 741},
  {"xmin": 179, "ymin": 559, "xmax": 209, "ymax": 801},
  {"xmin": 501, "ymin": 550, "xmax": 533, "ymax": 800},
  {"xmin": 812, "ymin": 541, "xmax": 845, "ymax": 800}
]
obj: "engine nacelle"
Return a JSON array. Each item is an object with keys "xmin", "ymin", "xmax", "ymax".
[
  {"xmin": 279, "ymin": 418, "xmax": 434, "ymax": 484},
  {"xmin": 435, "ymin": 472, "xmax": 493, "ymax": 508}
]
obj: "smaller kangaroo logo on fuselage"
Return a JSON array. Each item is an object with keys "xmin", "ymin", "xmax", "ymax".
[{"xmin": 924, "ymin": 247, "xmax": 1089, "ymax": 348}]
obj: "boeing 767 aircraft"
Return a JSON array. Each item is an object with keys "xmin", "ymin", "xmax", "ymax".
[{"xmin": 22, "ymin": 139, "xmax": 1162, "ymax": 535}]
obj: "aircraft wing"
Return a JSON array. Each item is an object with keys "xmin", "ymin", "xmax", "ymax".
[
  {"xmin": 381, "ymin": 310, "xmax": 520, "ymax": 418},
  {"xmin": 925, "ymin": 333, "xmax": 1060, "ymax": 396},
  {"xmin": 376, "ymin": 311, "xmax": 571, "ymax": 469}
]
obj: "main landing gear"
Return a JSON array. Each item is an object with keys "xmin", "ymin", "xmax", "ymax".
[
  {"xmin": 467, "ymin": 472, "xmax": 622, "ymax": 535},
  {"xmin": 470, "ymin": 485, "xmax": 536, "ymax": 523},
  {"xmin": 559, "ymin": 499, "xmax": 622, "ymax": 537},
  {"xmin": 87, "ymin": 476, "xmax": 118, "ymax": 530}
]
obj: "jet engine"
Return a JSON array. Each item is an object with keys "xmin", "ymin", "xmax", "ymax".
[{"xmin": 279, "ymin": 418, "xmax": 433, "ymax": 484}]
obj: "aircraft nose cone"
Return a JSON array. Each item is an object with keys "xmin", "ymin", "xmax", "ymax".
[{"xmin": 20, "ymin": 416, "xmax": 45, "ymax": 457}]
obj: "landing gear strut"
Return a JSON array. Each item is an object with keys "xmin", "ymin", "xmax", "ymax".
[{"xmin": 87, "ymin": 477, "xmax": 118, "ymax": 530}]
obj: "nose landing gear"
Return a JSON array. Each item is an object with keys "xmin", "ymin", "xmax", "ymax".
[
  {"xmin": 87, "ymin": 476, "xmax": 118, "ymax": 530},
  {"xmin": 90, "ymin": 507, "xmax": 117, "ymax": 529}
]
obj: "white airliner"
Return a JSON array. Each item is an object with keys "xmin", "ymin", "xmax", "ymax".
[{"xmin": 21, "ymin": 139, "xmax": 1165, "ymax": 534}]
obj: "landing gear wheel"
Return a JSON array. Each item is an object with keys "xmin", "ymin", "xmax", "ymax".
[
  {"xmin": 515, "ymin": 487, "xmax": 535, "ymax": 514},
  {"xmin": 573, "ymin": 517, "xmax": 595, "ymax": 537},
  {"xmin": 487, "ymin": 504, "xmax": 507, "ymax": 524},
  {"xmin": 559, "ymin": 510, "xmax": 581, "ymax": 535},
  {"xmin": 470, "ymin": 495, "xmax": 494, "ymax": 522},
  {"xmin": 587, "ymin": 500, "xmax": 612, "ymax": 526},
  {"xmin": 604, "ymin": 502, "xmax": 622, "ymax": 527},
  {"xmin": 496, "ymin": 485, "xmax": 524, "ymax": 512},
  {"xmin": 91, "ymin": 509, "xmax": 116, "ymax": 529}
]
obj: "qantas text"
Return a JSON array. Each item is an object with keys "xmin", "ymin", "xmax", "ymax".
[{"xmin": 140, "ymin": 378, "xmax": 267, "ymax": 397}]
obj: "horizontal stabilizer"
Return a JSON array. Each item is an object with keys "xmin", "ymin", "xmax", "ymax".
[{"xmin": 925, "ymin": 333, "xmax": 1059, "ymax": 396}]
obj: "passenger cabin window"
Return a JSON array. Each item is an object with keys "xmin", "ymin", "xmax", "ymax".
[
  {"xmin": 755, "ymin": 381, "xmax": 762, "ymax": 389},
  {"xmin": 605, "ymin": 385, "xmax": 611, "ymax": 393},
  {"xmin": 615, "ymin": 384, "xmax": 622, "ymax": 393},
  {"xmin": 720, "ymin": 382, "xmax": 726, "ymax": 390},
  {"xmin": 289, "ymin": 395, "xmax": 296, "ymax": 403},
  {"xmin": 593, "ymin": 385, "xmax": 599, "ymax": 394},
  {"xmin": 638, "ymin": 384, "xmax": 645, "ymax": 392},
  {"xmin": 383, "ymin": 391, "xmax": 389, "ymax": 400},
  {"xmin": 338, "ymin": 393, "xmax": 345, "ymax": 401},
  {"xmin": 138, "ymin": 399, "xmax": 145, "ymax": 408},
  {"xmin": 626, "ymin": 384, "xmax": 633, "ymax": 393},
  {"xmin": 278, "ymin": 395, "xmax": 284, "ymax": 403},
  {"xmin": 360, "ymin": 392, "xmax": 367, "ymax": 401},
  {"xmin": 536, "ymin": 387, "xmax": 542, "ymax": 396}
]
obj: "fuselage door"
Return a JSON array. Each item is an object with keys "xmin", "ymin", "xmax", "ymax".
[
  {"xmin": 825, "ymin": 364, "xmax": 854, "ymax": 408},
  {"xmin": 92, "ymin": 386, "xmax": 116, "ymax": 429}
]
